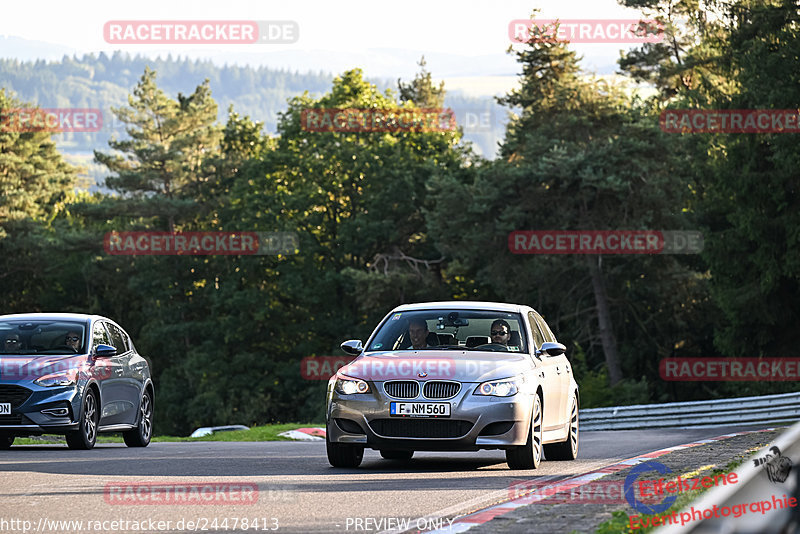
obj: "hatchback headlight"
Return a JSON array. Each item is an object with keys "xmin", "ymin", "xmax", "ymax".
[
  {"xmin": 474, "ymin": 376, "xmax": 522, "ymax": 397},
  {"xmin": 334, "ymin": 374, "xmax": 370, "ymax": 395},
  {"xmin": 34, "ymin": 371, "xmax": 78, "ymax": 387}
]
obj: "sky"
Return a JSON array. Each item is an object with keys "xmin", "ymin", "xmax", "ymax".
[{"xmin": 1, "ymin": 0, "xmax": 656, "ymax": 93}]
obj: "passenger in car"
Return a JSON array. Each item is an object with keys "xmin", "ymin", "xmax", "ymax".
[
  {"xmin": 64, "ymin": 331, "xmax": 82, "ymax": 352},
  {"xmin": 490, "ymin": 320, "xmax": 511, "ymax": 346}
]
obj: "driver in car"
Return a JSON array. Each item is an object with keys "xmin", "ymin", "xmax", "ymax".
[
  {"xmin": 490, "ymin": 319, "xmax": 511, "ymax": 346},
  {"xmin": 408, "ymin": 319, "xmax": 432, "ymax": 349},
  {"xmin": 64, "ymin": 331, "xmax": 82, "ymax": 352},
  {"xmin": 3, "ymin": 334, "xmax": 20, "ymax": 353}
]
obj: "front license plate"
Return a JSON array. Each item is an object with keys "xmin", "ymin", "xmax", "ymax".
[
  {"xmin": 0, "ymin": 403, "xmax": 10, "ymax": 415},
  {"xmin": 390, "ymin": 402, "xmax": 450, "ymax": 418}
]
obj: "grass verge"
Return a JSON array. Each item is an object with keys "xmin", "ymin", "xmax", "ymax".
[{"xmin": 12, "ymin": 423, "xmax": 325, "ymax": 445}]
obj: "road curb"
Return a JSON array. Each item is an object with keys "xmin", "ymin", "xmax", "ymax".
[{"xmin": 416, "ymin": 428, "xmax": 781, "ymax": 534}]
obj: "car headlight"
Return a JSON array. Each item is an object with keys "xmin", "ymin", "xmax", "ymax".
[
  {"xmin": 474, "ymin": 377, "xmax": 522, "ymax": 397},
  {"xmin": 334, "ymin": 374, "xmax": 370, "ymax": 395},
  {"xmin": 34, "ymin": 371, "xmax": 78, "ymax": 387}
]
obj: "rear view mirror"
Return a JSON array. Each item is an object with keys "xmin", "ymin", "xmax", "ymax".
[
  {"xmin": 95, "ymin": 344, "xmax": 117, "ymax": 358},
  {"xmin": 436, "ymin": 312, "xmax": 469, "ymax": 329},
  {"xmin": 340, "ymin": 340, "xmax": 363, "ymax": 356}
]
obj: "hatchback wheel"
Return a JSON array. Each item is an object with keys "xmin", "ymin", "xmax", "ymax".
[
  {"xmin": 506, "ymin": 394, "xmax": 542, "ymax": 469},
  {"xmin": 326, "ymin": 425, "xmax": 363, "ymax": 467},
  {"xmin": 66, "ymin": 389, "xmax": 99, "ymax": 450},
  {"xmin": 544, "ymin": 396, "xmax": 579, "ymax": 460},
  {"xmin": 0, "ymin": 434, "xmax": 14, "ymax": 449},
  {"xmin": 123, "ymin": 389, "xmax": 153, "ymax": 447},
  {"xmin": 380, "ymin": 450, "xmax": 414, "ymax": 460}
]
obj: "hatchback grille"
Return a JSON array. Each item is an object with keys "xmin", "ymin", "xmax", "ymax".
[
  {"xmin": 0, "ymin": 385, "xmax": 33, "ymax": 409},
  {"xmin": 423, "ymin": 381, "xmax": 460, "ymax": 399},
  {"xmin": 384, "ymin": 381, "xmax": 419, "ymax": 399},
  {"xmin": 369, "ymin": 419, "xmax": 473, "ymax": 438},
  {"xmin": 0, "ymin": 415, "xmax": 23, "ymax": 425}
]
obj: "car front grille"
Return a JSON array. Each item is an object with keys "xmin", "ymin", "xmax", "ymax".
[
  {"xmin": 0, "ymin": 415, "xmax": 24, "ymax": 425},
  {"xmin": 423, "ymin": 381, "xmax": 460, "ymax": 399},
  {"xmin": 369, "ymin": 419, "xmax": 473, "ymax": 438},
  {"xmin": 384, "ymin": 381, "xmax": 419, "ymax": 399},
  {"xmin": 0, "ymin": 385, "xmax": 33, "ymax": 409}
]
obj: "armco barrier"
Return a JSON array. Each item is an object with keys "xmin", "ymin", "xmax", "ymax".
[{"xmin": 581, "ymin": 392, "xmax": 800, "ymax": 431}]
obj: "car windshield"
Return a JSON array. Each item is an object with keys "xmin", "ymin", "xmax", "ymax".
[
  {"xmin": 0, "ymin": 320, "xmax": 87, "ymax": 355},
  {"xmin": 366, "ymin": 310, "xmax": 527, "ymax": 353}
]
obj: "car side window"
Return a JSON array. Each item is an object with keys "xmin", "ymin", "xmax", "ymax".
[
  {"xmin": 534, "ymin": 313, "xmax": 557, "ymax": 344},
  {"xmin": 92, "ymin": 322, "xmax": 111, "ymax": 349},
  {"xmin": 528, "ymin": 312, "xmax": 545, "ymax": 349},
  {"xmin": 106, "ymin": 323, "xmax": 128, "ymax": 353}
]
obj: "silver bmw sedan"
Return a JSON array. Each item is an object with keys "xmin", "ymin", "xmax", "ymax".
[{"xmin": 326, "ymin": 301, "xmax": 579, "ymax": 469}]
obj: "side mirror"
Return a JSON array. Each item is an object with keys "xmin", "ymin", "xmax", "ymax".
[
  {"xmin": 537, "ymin": 342, "xmax": 566, "ymax": 358},
  {"xmin": 95, "ymin": 344, "xmax": 117, "ymax": 358},
  {"xmin": 340, "ymin": 340, "xmax": 363, "ymax": 356}
]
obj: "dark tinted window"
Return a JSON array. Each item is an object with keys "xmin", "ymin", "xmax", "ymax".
[
  {"xmin": 367, "ymin": 309, "xmax": 528, "ymax": 353},
  {"xmin": 528, "ymin": 312, "xmax": 545, "ymax": 348},
  {"xmin": 105, "ymin": 323, "xmax": 128, "ymax": 353},
  {"xmin": 533, "ymin": 313, "xmax": 556, "ymax": 343},
  {"xmin": 92, "ymin": 322, "xmax": 111, "ymax": 348},
  {"xmin": 0, "ymin": 320, "xmax": 87, "ymax": 354}
]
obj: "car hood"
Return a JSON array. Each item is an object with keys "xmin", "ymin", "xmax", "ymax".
[
  {"xmin": 0, "ymin": 354, "xmax": 94, "ymax": 381},
  {"xmin": 339, "ymin": 350, "xmax": 534, "ymax": 383}
]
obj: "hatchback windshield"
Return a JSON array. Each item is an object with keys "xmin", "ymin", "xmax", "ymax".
[
  {"xmin": 0, "ymin": 321, "xmax": 87, "ymax": 355},
  {"xmin": 366, "ymin": 310, "xmax": 528, "ymax": 353}
]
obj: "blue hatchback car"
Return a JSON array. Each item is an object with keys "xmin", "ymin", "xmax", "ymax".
[{"xmin": 0, "ymin": 313, "xmax": 154, "ymax": 449}]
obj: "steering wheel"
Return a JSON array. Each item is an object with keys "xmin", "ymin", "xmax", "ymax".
[
  {"xmin": 473, "ymin": 343, "xmax": 509, "ymax": 352},
  {"xmin": 53, "ymin": 345, "xmax": 79, "ymax": 353}
]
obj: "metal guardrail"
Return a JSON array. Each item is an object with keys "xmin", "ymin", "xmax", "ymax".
[
  {"xmin": 580, "ymin": 392, "xmax": 800, "ymax": 431},
  {"xmin": 656, "ymin": 419, "xmax": 800, "ymax": 534}
]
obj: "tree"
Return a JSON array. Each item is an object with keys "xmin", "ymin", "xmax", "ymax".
[
  {"xmin": 0, "ymin": 89, "xmax": 80, "ymax": 310},
  {"xmin": 94, "ymin": 67, "xmax": 222, "ymax": 230},
  {"xmin": 427, "ymin": 14, "xmax": 699, "ymax": 392}
]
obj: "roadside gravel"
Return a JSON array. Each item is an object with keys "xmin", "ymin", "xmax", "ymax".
[{"xmin": 467, "ymin": 428, "xmax": 784, "ymax": 534}]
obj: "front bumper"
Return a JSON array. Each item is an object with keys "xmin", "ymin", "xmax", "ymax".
[
  {"xmin": 0, "ymin": 383, "xmax": 81, "ymax": 435},
  {"xmin": 327, "ymin": 381, "xmax": 534, "ymax": 451}
]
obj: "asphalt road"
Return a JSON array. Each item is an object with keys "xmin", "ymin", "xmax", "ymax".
[{"xmin": 0, "ymin": 426, "xmax": 777, "ymax": 534}]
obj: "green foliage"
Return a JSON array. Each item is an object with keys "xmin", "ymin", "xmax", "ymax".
[{"xmin": 2, "ymin": 0, "xmax": 798, "ymax": 432}]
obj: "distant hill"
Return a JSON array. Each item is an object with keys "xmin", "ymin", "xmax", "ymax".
[{"xmin": 0, "ymin": 53, "xmax": 509, "ymax": 188}]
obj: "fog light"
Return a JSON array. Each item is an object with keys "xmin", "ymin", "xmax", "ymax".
[{"xmin": 41, "ymin": 407, "xmax": 69, "ymax": 417}]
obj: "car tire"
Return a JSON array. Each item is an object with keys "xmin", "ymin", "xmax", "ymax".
[
  {"xmin": 0, "ymin": 434, "xmax": 14, "ymax": 449},
  {"xmin": 506, "ymin": 393, "xmax": 542, "ymax": 470},
  {"xmin": 326, "ymin": 425, "xmax": 364, "ymax": 468},
  {"xmin": 543, "ymin": 395, "xmax": 579, "ymax": 460},
  {"xmin": 379, "ymin": 450, "xmax": 414, "ymax": 460},
  {"xmin": 123, "ymin": 389, "xmax": 153, "ymax": 447},
  {"xmin": 66, "ymin": 389, "xmax": 99, "ymax": 450}
]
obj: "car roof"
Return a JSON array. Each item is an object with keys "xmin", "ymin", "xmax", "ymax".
[
  {"xmin": 0, "ymin": 312, "xmax": 105, "ymax": 323},
  {"xmin": 391, "ymin": 301, "xmax": 531, "ymax": 314}
]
